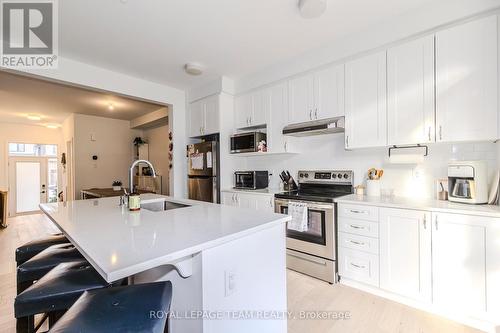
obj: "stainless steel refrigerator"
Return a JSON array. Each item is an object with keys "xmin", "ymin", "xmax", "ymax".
[{"xmin": 187, "ymin": 141, "xmax": 220, "ymax": 203}]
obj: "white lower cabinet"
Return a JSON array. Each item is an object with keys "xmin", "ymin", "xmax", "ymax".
[
  {"xmin": 221, "ymin": 190, "xmax": 274, "ymax": 213},
  {"xmin": 338, "ymin": 202, "xmax": 500, "ymax": 328},
  {"xmin": 379, "ymin": 208, "xmax": 431, "ymax": 302},
  {"xmin": 431, "ymin": 212, "xmax": 487, "ymax": 316}
]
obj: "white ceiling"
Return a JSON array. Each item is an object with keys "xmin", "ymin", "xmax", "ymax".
[
  {"xmin": 0, "ymin": 71, "xmax": 165, "ymax": 126},
  {"xmin": 58, "ymin": 0, "xmax": 442, "ymax": 90}
]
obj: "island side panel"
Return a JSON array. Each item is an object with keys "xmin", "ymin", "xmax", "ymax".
[{"xmin": 201, "ymin": 223, "xmax": 287, "ymax": 333}]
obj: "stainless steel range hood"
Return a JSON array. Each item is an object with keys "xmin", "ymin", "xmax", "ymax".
[{"xmin": 282, "ymin": 116, "xmax": 345, "ymax": 137}]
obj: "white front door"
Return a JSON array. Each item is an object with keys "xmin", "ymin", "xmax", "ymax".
[{"xmin": 8, "ymin": 157, "xmax": 48, "ymax": 215}]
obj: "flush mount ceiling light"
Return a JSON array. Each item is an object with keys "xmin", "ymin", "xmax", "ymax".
[
  {"xmin": 298, "ymin": 0, "xmax": 328, "ymax": 19},
  {"xmin": 108, "ymin": 103, "xmax": 115, "ymax": 111},
  {"xmin": 184, "ymin": 63, "xmax": 204, "ymax": 76},
  {"xmin": 27, "ymin": 114, "xmax": 41, "ymax": 121},
  {"xmin": 46, "ymin": 124, "xmax": 59, "ymax": 129}
]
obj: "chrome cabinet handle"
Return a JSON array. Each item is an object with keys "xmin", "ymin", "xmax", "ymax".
[
  {"xmin": 350, "ymin": 209, "xmax": 366, "ymax": 214},
  {"xmin": 309, "ymin": 110, "xmax": 313, "ymax": 120},
  {"xmin": 284, "ymin": 141, "xmax": 288, "ymax": 152},
  {"xmin": 435, "ymin": 215, "xmax": 439, "ymax": 231},
  {"xmin": 350, "ymin": 224, "xmax": 364, "ymax": 229},
  {"xmin": 314, "ymin": 108, "xmax": 318, "ymax": 119},
  {"xmin": 439, "ymin": 125, "xmax": 442, "ymax": 140},
  {"xmin": 269, "ymin": 197, "xmax": 273, "ymax": 207},
  {"xmin": 428, "ymin": 126, "xmax": 431, "ymax": 141},
  {"xmin": 349, "ymin": 240, "xmax": 365, "ymax": 246},
  {"xmin": 423, "ymin": 214, "xmax": 427, "ymax": 229},
  {"xmin": 345, "ymin": 135, "xmax": 349, "ymax": 148},
  {"xmin": 350, "ymin": 263, "xmax": 365, "ymax": 269}
]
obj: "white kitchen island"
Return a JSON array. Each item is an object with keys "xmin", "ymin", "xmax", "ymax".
[{"xmin": 40, "ymin": 193, "xmax": 290, "ymax": 333}]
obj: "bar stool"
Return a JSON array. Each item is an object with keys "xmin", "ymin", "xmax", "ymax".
[
  {"xmin": 15, "ymin": 261, "xmax": 116, "ymax": 333},
  {"xmin": 48, "ymin": 281, "xmax": 173, "ymax": 333},
  {"xmin": 17, "ymin": 244, "xmax": 84, "ymax": 294},
  {"xmin": 16, "ymin": 234, "xmax": 68, "ymax": 266}
]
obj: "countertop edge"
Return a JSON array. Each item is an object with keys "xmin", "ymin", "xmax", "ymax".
[
  {"xmin": 334, "ymin": 195, "xmax": 500, "ymax": 219},
  {"xmin": 40, "ymin": 203, "xmax": 290, "ymax": 283}
]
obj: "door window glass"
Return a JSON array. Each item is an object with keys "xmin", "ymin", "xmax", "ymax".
[{"xmin": 9, "ymin": 143, "xmax": 57, "ymax": 157}]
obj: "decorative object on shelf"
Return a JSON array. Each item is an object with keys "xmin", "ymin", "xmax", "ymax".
[
  {"xmin": 169, "ymin": 131, "xmax": 173, "ymax": 140},
  {"xmin": 388, "ymin": 144, "xmax": 428, "ymax": 164},
  {"xmin": 61, "ymin": 153, "xmax": 66, "ymax": 170},
  {"xmin": 112, "ymin": 180, "xmax": 123, "ymax": 191},
  {"xmin": 133, "ymin": 137, "xmax": 147, "ymax": 146},
  {"xmin": 169, "ymin": 142, "xmax": 173, "ymax": 152},
  {"xmin": 257, "ymin": 140, "xmax": 267, "ymax": 152}
]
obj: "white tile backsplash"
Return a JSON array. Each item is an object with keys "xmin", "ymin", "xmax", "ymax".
[{"xmin": 236, "ymin": 135, "xmax": 499, "ymax": 200}]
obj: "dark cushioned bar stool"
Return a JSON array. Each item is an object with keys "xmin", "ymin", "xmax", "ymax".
[
  {"xmin": 48, "ymin": 281, "xmax": 173, "ymax": 333},
  {"xmin": 16, "ymin": 234, "xmax": 69, "ymax": 266},
  {"xmin": 17, "ymin": 243, "xmax": 84, "ymax": 294},
  {"xmin": 15, "ymin": 261, "xmax": 116, "ymax": 333}
]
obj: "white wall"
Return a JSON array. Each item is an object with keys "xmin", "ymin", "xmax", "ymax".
[
  {"xmin": 0, "ymin": 122, "xmax": 63, "ymax": 192},
  {"xmin": 143, "ymin": 124, "xmax": 170, "ymax": 195},
  {"xmin": 11, "ymin": 56, "xmax": 188, "ymax": 198},
  {"xmin": 72, "ymin": 114, "xmax": 142, "ymax": 196},
  {"xmin": 239, "ymin": 136, "xmax": 498, "ymax": 199}
]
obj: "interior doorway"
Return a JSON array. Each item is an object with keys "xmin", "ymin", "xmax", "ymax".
[{"xmin": 7, "ymin": 143, "xmax": 58, "ymax": 216}]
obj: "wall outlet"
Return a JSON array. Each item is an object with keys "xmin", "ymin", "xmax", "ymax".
[{"xmin": 224, "ymin": 270, "xmax": 237, "ymax": 297}]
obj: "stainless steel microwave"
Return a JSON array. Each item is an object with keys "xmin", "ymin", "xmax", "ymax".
[
  {"xmin": 234, "ymin": 171, "xmax": 269, "ymax": 190},
  {"xmin": 230, "ymin": 132, "xmax": 266, "ymax": 154}
]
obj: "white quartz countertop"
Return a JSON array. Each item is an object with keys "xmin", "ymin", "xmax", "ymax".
[
  {"xmin": 40, "ymin": 194, "xmax": 290, "ymax": 282},
  {"xmin": 335, "ymin": 194, "xmax": 500, "ymax": 218},
  {"xmin": 222, "ymin": 188, "xmax": 284, "ymax": 196}
]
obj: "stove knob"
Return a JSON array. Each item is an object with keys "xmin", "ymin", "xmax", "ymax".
[
  {"xmin": 343, "ymin": 173, "xmax": 349, "ymax": 179},
  {"xmin": 304, "ymin": 173, "xmax": 309, "ymax": 178},
  {"xmin": 332, "ymin": 174, "xmax": 337, "ymax": 179},
  {"xmin": 299, "ymin": 173, "xmax": 304, "ymax": 178},
  {"xmin": 337, "ymin": 173, "xmax": 343, "ymax": 179}
]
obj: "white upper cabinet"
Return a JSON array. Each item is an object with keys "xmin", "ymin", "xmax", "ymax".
[
  {"xmin": 387, "ymin": 36, "xmax": 435, "ymax": 145},
  {"xmin": 204, "ymin": 94, "xmax": 220, "ymax": 135},
  {"xmin": 267, "ymin": 81, "xmax": 294, "ymax": 153},
  {"xmin": 314, "ymin": 64, "xmax": 345, "ymax": 120},
  {"xmin": 188, "ymin": 95, "xmax": 220, "ymax": 137},
  {"xmin": 288, "ymin": 64, "xmax": 345, "ymax": 124},
  {"xmin": 234, "ymin": 90, "xmax": 269, "ymax": 129},
  {"xmin": 345, "ymin": 52, "xmax": 387, "ymax": 149},
  {"xmin": 431, "ymin": 212, "xmax": 487, "ymax": 316},
  {"xmin": 379, "ymin": 208, "xmax": 431, "ymax": 302},
  {"xmin": 188, "ymin": 99, "xmax": 205, "ymax": 137},
  {"xmin": 436, "ymin": 16, "xmax": 498, "ymax": 143},
  {"xmin": 288, "ymin": 73, "xmax": 313, "ymax": 124}
]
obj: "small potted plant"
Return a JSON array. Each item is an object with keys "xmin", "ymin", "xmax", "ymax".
[{"xmin": 112, "ymin": 180, "xmax": 123, "ymax": 191}]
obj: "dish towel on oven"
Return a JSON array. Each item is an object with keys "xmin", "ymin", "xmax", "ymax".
[{"xmin": 287, "ymin": 202, "xmax": 308, "ymax": 232}]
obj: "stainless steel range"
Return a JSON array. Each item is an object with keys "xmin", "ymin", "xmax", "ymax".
[{"xmin": 274, "ymin": 170, "xmax": 353, "ymax": 283}]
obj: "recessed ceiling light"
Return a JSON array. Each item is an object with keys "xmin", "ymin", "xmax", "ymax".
[
  {"xmin": 46, "ymin": 124, "xmax": 59, "ymax": 129},
  {"xmin": 184, "ymin": 63, "xmax": 204, "ymax": 76},
  {"xmin": 108, "ymin": 103, "xmax": 115, "ymax": 111},
  {"xmin": 298, "ymin": 0, "xmax": 327, "ymax": 19},
  {"xmin": 27, "ymin": 114, "xmax": 41, "ymax": 121}
]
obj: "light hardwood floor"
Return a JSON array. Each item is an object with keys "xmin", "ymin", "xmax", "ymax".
[{"xmin": 0, "ymin": 213, "xmax": 485, "ymax": 333}]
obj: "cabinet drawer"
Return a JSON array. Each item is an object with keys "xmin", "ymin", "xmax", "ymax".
[
  {"xmin": 339, "ymin": 218, "xmax": 379, "ymax": 238},
  {"xmin": 338, "ymin": 204, "xmax": 379, "ymax": 221},
  {"xmin": 339, "ymin": 232, "xmax": 379, "ymax": 255},
  {"xmin": 339, "ymin": 247, "xmax": 379, "ymax": 287}
]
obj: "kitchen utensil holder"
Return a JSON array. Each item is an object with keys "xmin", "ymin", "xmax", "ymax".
[{"xmin": 366, "ymin": 180, "xmax": 381, "ymax": 197}]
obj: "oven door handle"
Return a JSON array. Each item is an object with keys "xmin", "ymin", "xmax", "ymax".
[{"xmin": 274, "ymin": 199, "xmax": 334, "ymax": 211}]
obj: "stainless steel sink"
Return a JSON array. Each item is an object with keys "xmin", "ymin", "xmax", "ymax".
[{"xmin": 142, "ymin": 200, "xmax": 190, "ymax": 212}]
